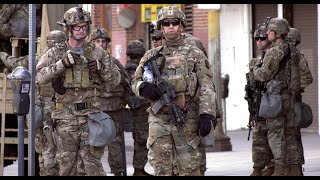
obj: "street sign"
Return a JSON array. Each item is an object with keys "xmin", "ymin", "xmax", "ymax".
[{"xmin": 141, "ymin": 4, "xmax": 182, "ymax": 23}]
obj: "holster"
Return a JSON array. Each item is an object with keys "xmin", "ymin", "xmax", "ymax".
[{"xmin": 43, "ymin": 125, "xmax": 56, "ymax": 149}]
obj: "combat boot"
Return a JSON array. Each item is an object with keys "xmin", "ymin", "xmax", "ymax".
[
  {"xmin": 261, "ymin": 166, "xmax": 275, "ymax": 176},
  {"xmin": 287, "ymin": 165, "xmax": 303, "ymax": 176},
  {"xmin": 250, "ymin": 167, "xmax": 263, "ymax": 176},
  {"xmin": 133, "ymin": 168, "xmax": 153, "ymax": 176},
  {"xmin": 271, "ymin": 166, "xmax": 285, "ymax": 176}
]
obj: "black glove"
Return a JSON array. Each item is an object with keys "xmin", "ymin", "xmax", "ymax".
[
  {"xmin": 139, "ymin": 82, "xmax": 162, "ymax": 101},
  {"xmin": 198, "ymin": 114, "xmax": 213, "ymax": 137}
]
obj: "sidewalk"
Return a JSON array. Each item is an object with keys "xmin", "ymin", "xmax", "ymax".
[{"xmin": 3, "ymin": 130, "xmax": 320, "ymax": 176}]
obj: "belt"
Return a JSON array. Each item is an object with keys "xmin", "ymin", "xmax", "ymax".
[{"xmin": 56, "ymin": 101, "xmax": 92, "ymax": 111}]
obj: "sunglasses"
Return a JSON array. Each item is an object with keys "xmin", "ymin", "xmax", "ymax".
[
  {"xmin": 152, "ymin": 36, "xmax": 162, "ymax": 41},
  {"xmin": 255, "ymin": 37, "xmax": 267, "ymax": 41},
  {"xmin": 161, "ymin": 19, "xmax": 181, "ymax": 27},
  {"xmin": 72, "ymin": 24, "xmax": 89, "ymax": 31}
]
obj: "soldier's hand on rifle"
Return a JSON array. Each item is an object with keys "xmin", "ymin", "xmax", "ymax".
[
  {"xmin": 62, "ymin": 50, "xmax": 80, "ymax": 68},
  {"xmin": 139, "ymin": 82, "xmax": 162, "ymax": 101},
  {"xmin": 198, "ymin": 114, "xmax": 214, "ymax": 137}
]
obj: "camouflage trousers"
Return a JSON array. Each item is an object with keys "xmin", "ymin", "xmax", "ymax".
[
  {"xmin": 35, "ymin": 128, "xmax": 59, "ymax": 176},
  {"xmin": 131, "ymin": 106, "xmax": 149, "ymax": 170},
  {"xmin": 55, "ymin": 117, "xmax": 106, "ymax": 176},
  {"xmin": 147, "ymin": 108, "xmax": 201, "ymax": 176},
  {"xmin": 252, "ymin": 120, "xmax": 274, "ymax": 168},
  {"xmin": 173, "ymin": 144, "xmax": 206, "ymax": 175},
  {"xmin": 105, "ymin": 110, "xmax": 125, "ymax": 175},
  {"xmin": 267, "ymin": 94, "xmax": 301, "ymax": 167},
  {"xmin": 285, "ymin": 122, "xmax": 304, "ymax": 165}
]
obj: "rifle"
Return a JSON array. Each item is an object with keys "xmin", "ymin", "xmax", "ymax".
[
  {"xmin": 244, "ymin": 73, "xmax": 264, "ymax": 141},
  {"xmin": 145, "ymin": 48, "xmax": 192, "ymax": 152}
]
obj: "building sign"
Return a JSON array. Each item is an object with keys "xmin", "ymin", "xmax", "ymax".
[{"xmin": 141, "ymin": 4, "xmax": 182, "ymax": 22}]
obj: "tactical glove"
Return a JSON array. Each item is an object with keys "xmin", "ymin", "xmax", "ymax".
[
  {"xmin": 61, "ymin": 50, "xmax": 80, "ymax": 68},
  {"xmin": 139, "ymin": 82, "xmax": 162, "ymax": 101},
  {"xmin": 198, "ymin": 114, "xmax": 214, "ymax": 137}
]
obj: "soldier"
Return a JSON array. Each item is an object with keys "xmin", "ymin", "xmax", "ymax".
[
  {"xmin": 181, "ymin": 33, "xmax": 210, "ymax": 176},
  {"xmin": 0, "ymin": 30, "xmax": 66, "ymax": 176},
  {"xmin": 124, "ymin": 40, "xmax": 152, "ymax": 176},
  {"xmin": 285, "ymin": 27, "xmax": 313, "ymax": 176},
  {"xmin": 90, "ymin": 27, "xmax": 130, "ymax": 176},
  {"xmin": 245, "ymin": 24, "xmax": 274, "ymax": 176},
  {"xmin": 131, "ymin": 6, "xmax": 216, "ymax": 176},
  {"xmin": 36, "ymin": 7, "xmax": 121, "ymax": 176},
  {"xmin": 151, "ymin": 29, "xmax": 163, "ymax": 48},
  {"xmin": 253, "ymin": 17, "xmax": 301, "ymax": 176}
]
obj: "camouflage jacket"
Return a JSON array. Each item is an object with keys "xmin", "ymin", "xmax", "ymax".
[
  {"xmin": 125, "ymin": 57, "xmax": 150, "ymax": 109},
  {"xmin": 299, "ymin": 52, "xmax": 313, "ymax": 89},
  {"xmin": 100, "ymin": 55, "xmax": 130, "ymax": 111},
  {"xmin": 36, "ymin": 41, "xmax": 121, "ymax": 116},
  {"xmin": 253, "ymin": 42, "xmax": 290, "ymax": 84},
  {"xmin": 131, "ymin": 41, "xmax": 216, "ymax": 117}
]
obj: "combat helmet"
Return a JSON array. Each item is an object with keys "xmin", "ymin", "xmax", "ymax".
[
  {"xmin": 126, "ymin": 40, "xmax": 146, "ymax": 57},
  {"xmin": 266, "ymin": 17, "xmax": 290, "ymax": 35},
  {"xmin": 254, "ymin": 24, "xmax": 268, "ymax": 38},
  {"xmin": 46, "ymin": 30, "xmax": 67, "ymax": 48},
  {"xmin": 156, "ymin": 6, "xmax": 187, "ymax": 30},
  {"xmin": 152, "ymin": 29, "xmax": 164, "ymax": 39},
  {"xmin": 287, "ymin": 27, "xmax": 301, "ymax": 45},
  {"xmin": 91, "ymin": 27, "xmax": 111, "ymax": 42},
  {"xmin": 57, "ymin": 7, "xmax": 92, "ymax": 27}
]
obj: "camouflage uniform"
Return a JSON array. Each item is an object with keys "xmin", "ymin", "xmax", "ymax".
[
  {"xmin": 0, "ymin": 30, "xmax": 66, "ymax": 176},
  {"xmin": 285, "ymin": 27, "xmax": 313, "ymax": 176},
  {"xmin": 132, "ymin": 6, "xmax": 216, "ymax": 176},
  {"xmin": 125, "ymin": 40, "xmax": 152, "ymax": 176},
  {"xmin": 36, "ymin": 7, "xmax": 121, "ymax": 176},
  {"xmin": 253, "ymin": 18, "xmax": 301, "ymax": 176},
  {"xmin": 182, "ymin": 33, "xmax": 209, "ymax": 176},
  {"xmin": 246, "ymin": 25, "xmax": 274, "ymax": 176},
  {"xmin": 91, "ymin": 27, "xmax": 130, "ymax": 176}
]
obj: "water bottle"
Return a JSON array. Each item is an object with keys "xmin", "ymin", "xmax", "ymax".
[{"xmin": 143, "ymin": 66, "xmax": 154, "ymax": 83}]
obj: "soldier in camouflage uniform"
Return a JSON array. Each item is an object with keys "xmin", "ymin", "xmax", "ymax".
[
  {"xmin": 125, "ymin": 40, "xmax": 153, "ymax": 176},
  {"xmin": 246, "ymin": 24, "xmax": 274, "ymax": 176},
  {"xmin": 0, "ymin": 30, "xmax": 66, "ymax": 176},
  {"xmin": 180, "ymin": 33, "xmax": 208, "ymax": 176},
  {"xmin": 131, "ymin": 6, "xmax": 216, "ymax": 176},
  {"xmin": 36, "ymin": 7, "xmax": 121, "ymax": 176},
  {"xmin": 151, "ymin": 29, "xmax": 163, "ymax": 48},
  {"xmin": 285, "ymin": 27, "xmax": 313, "ymax": 176},
  {"xmin": 253, "ymin": 18, "xmax": 301, "ymax": 176},
  {"xmin": 90, "ymin": 27, "xmax": 130, "ymax": 176}
]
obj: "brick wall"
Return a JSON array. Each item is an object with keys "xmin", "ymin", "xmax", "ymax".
[{"xmin": 191, "ymin": 4, "xmax": 209, "ymax": 54}]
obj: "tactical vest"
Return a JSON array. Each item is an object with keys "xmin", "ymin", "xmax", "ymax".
[
  {"xmin": 63, "ymin": 43, "xmax": 101, "ymax": 90},
  {"xmin": 158, "ymin": 44, "xmax": 197, "ymax": 96}
]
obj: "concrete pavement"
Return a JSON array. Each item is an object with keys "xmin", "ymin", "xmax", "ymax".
[{"xmin": 3, "ymin": 130, "xmax": 320, "ymax": 176}]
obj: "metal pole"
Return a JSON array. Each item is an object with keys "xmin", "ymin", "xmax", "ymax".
[
  {"xmin": 18, "ymin": 116, "xmax": 25, "ymax": 176},
  {"xmin": 28, "ymin": 4, "xmax": 36, "ymax": 176}
]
